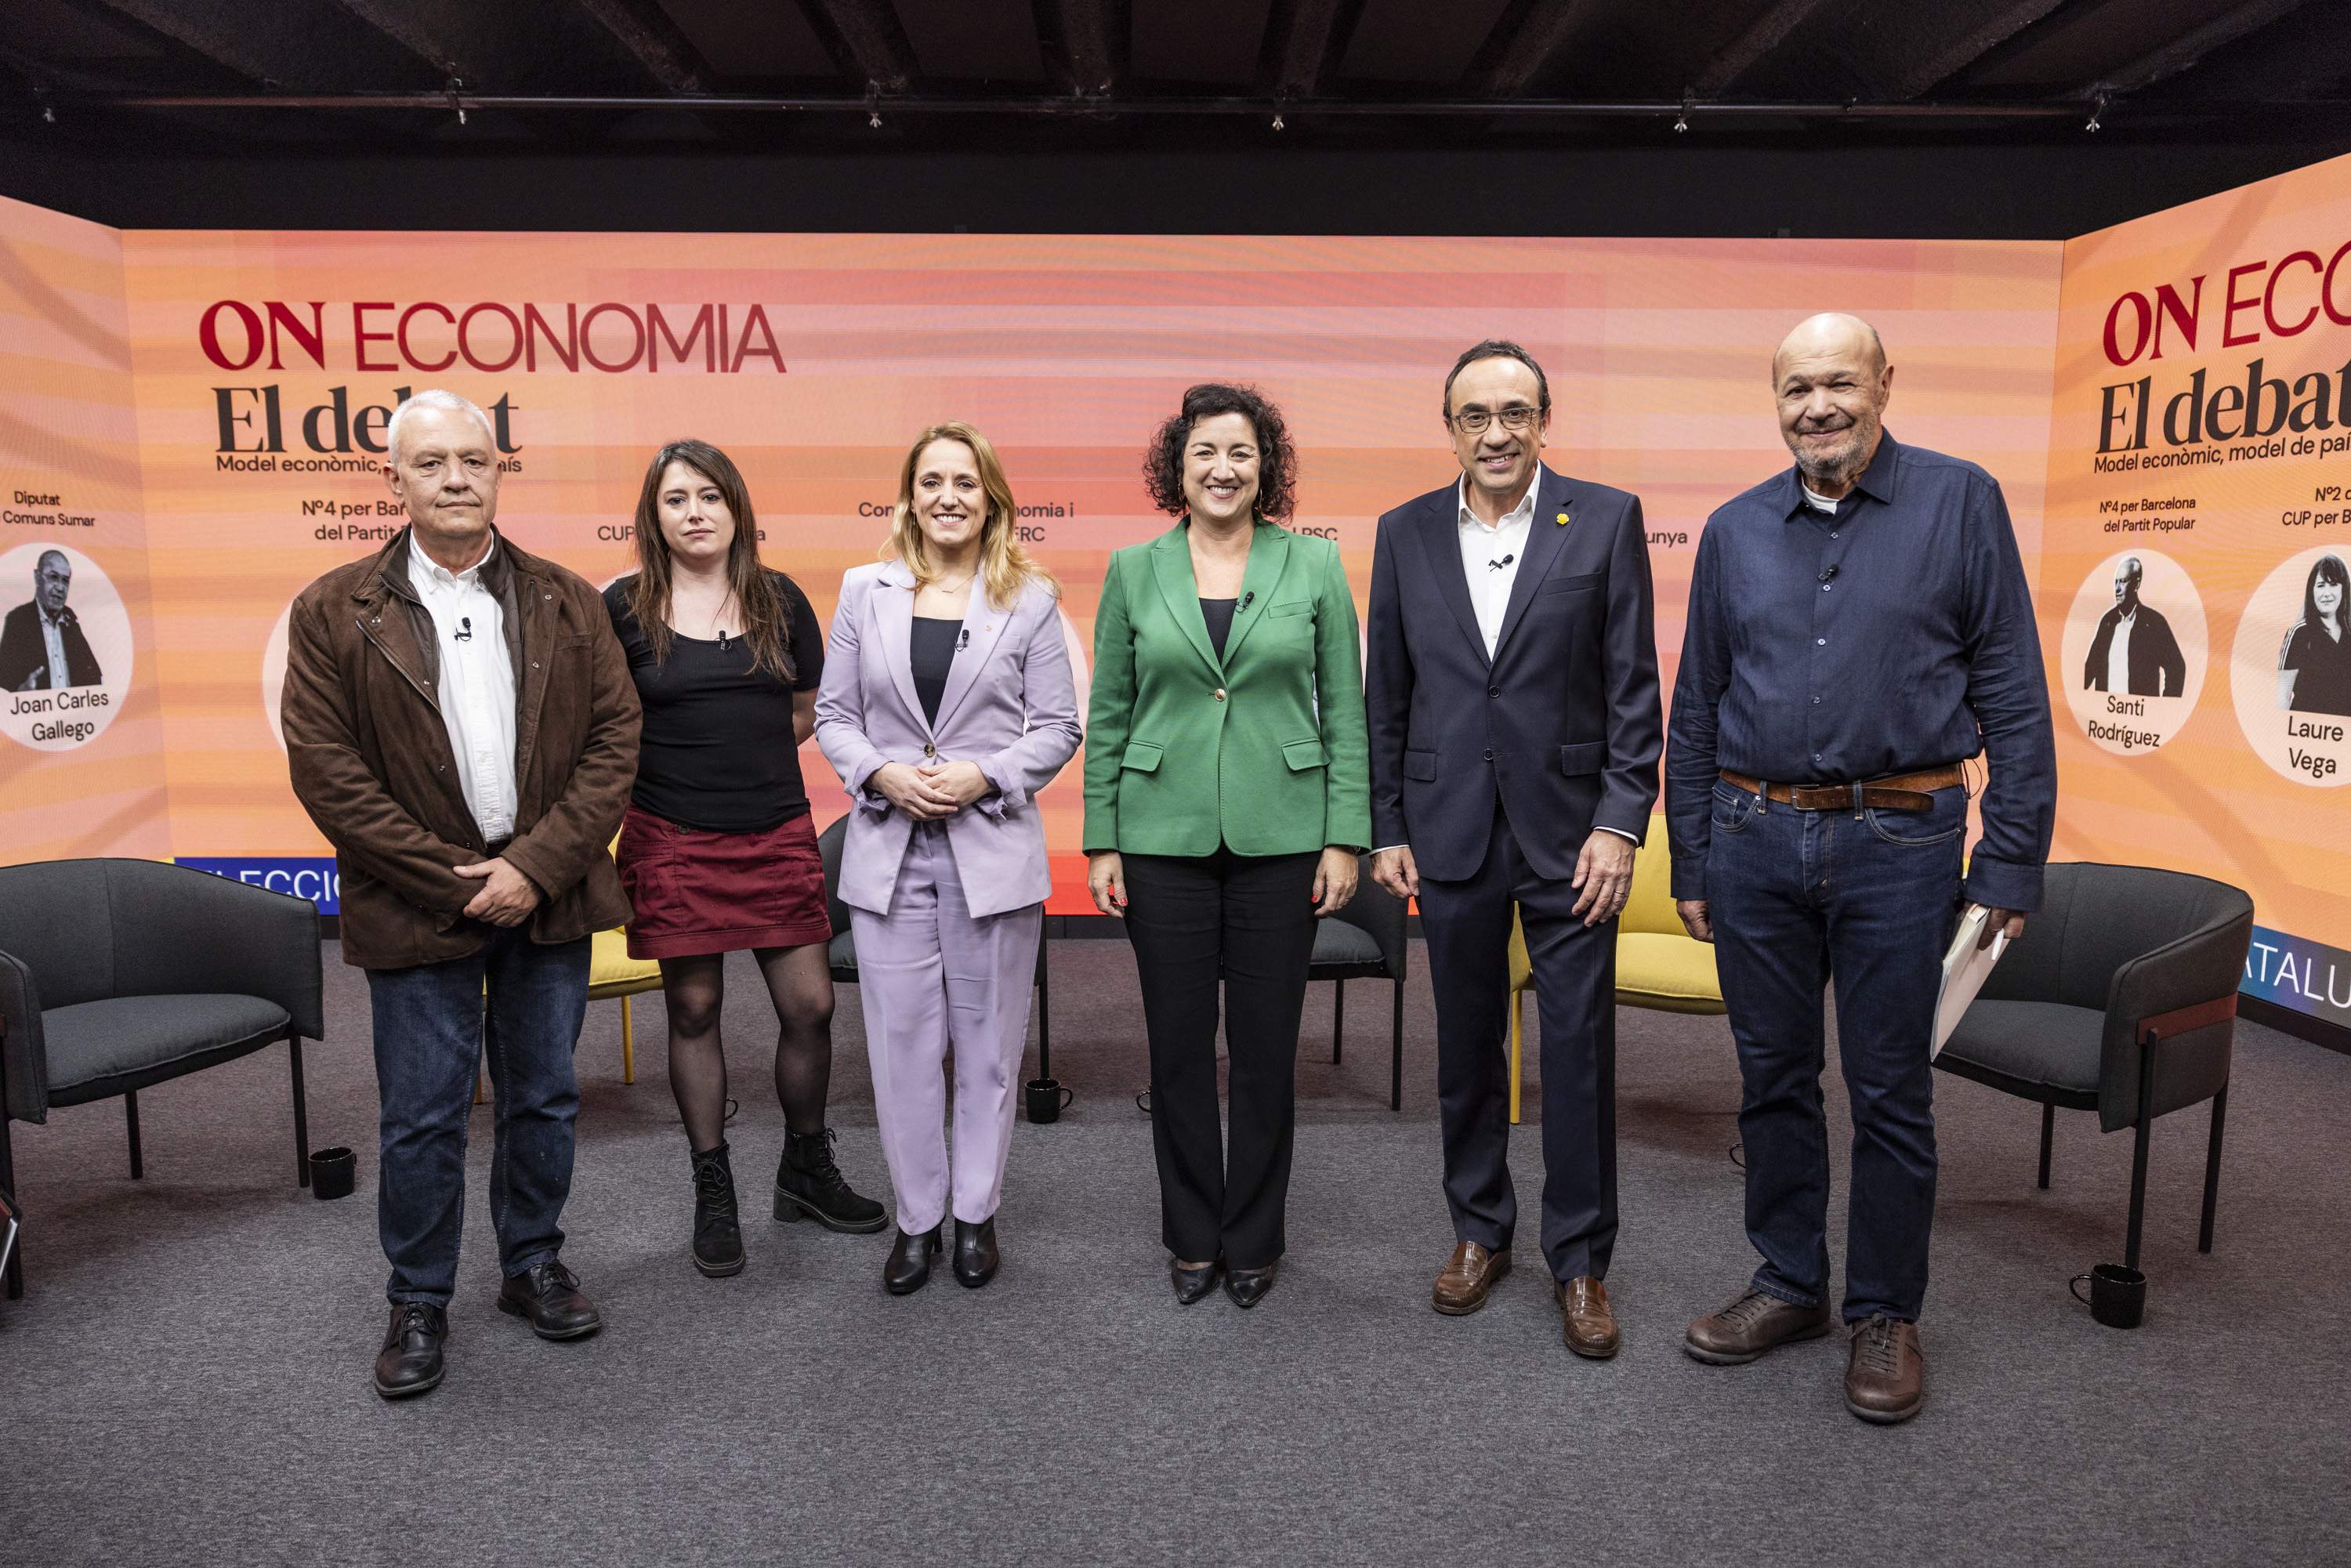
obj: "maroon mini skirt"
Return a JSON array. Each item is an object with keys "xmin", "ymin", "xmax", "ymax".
[{"xmin": 616, "ymin": 804, "xmax": 834, "ymax": 960}]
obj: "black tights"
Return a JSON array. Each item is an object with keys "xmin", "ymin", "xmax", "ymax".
[{"xmin": 657, "ymin": 943, "xmax": 836, "ymax": 1154}]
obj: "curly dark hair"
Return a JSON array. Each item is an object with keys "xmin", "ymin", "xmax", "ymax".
[{"xmin": 1142, "ymin": 382, "xmax": 1295, "ymax": 520}]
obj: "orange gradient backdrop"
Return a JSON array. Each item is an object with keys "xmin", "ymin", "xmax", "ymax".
[{"xmin": 6, "ymin": 202, "xmax": 2067, "ymax": 914}]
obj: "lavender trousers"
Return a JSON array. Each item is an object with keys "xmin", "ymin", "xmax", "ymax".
[{"xmin": 849, "ymin": 820, "xmax": 1042, "ymax": 1236}]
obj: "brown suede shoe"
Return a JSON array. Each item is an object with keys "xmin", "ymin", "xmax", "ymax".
[
  {"xmin": 1558, "ymin": 1276, "xmax": 1620, "ymax": 1359},
  {"xmin": 1846, "ymin": 1316, "xmax": 1925, "ymax": 1424},
  {"xmin": 1432, "ymin": 1240, "xmax": 1511, "ymax": 1315},
  {"xmin": 1683, "ymin": 1286, "xmax": 1835, "ymax": 1365}
]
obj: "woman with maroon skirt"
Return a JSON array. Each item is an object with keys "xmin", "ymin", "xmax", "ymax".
[{"xmin": 606, "ymin": 439, "xmax": 885, "ymax": 1278}]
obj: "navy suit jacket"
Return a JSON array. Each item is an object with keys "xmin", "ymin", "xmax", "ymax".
[{"xmin": 1366, "ymin": 469, "xmax": 1662, "ymax": 883}]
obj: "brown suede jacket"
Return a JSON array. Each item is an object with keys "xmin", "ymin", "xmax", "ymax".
[{"xmin": 282, "ymin": 528, "xmax": 640, "ymax": 970}]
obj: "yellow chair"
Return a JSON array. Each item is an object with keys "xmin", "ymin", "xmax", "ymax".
[
  {"xmin": 589, "ymin": 926, "xmax": 665, "ymax": 1085},
  {"xmin": 1508, "ymin": 813, "xmax": 1725, "ymax": 1122}
]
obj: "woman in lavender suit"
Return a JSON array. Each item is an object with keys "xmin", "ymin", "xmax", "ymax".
[{"xmin": 816, "ymin": 422, "xmax": 1081, "ymax": 1294}]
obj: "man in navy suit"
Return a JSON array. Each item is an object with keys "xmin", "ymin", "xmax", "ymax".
[{"xmin": 1367, "ymin": 340, "xmax": 1663, "ymax": 1357}]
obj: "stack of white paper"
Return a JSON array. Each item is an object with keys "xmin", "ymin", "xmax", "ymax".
[{"xmin": 1934, "ymin": 904, "xmax": 2012, "ymax": 1057}]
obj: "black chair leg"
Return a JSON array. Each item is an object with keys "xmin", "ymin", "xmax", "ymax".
[
  {"xmin": 125, "ymin": 1089, "xmax": 143, "ymax": 1180},
  {"xmin": 1035, "ymin": 940, "xmax": 1051, "ymax": 1084},
  {"xmin": 1332, "ymin": 979, "xmax": 1345, "ymax": 1065},
  {"xmin": 289, "ymin": 1034, "xmax": 311, "ymax": 1189},
  {"xmin": 2199, "ymin": 1081, "xmax": 2229, "ymax": 1255},
  {"xmin": 2038, "ymin": 1103, "xmax": 2055, "ymax": 1190},
  {"xmin": 1, "ymin": 1107, "xmax": 21, "ymax": 1300},
  {"xmin": 1389, "ymin": 979, "xmax": 1404, "ymax": 1114},
  {"xmin": 2124, "ymin": 1033, "xmax": 2157, "ymax": 1272}
]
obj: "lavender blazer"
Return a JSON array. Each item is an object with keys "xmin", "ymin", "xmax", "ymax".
[{"xmin": 815, "ymin": 560, "xmax": 1082, "ymax": 919}]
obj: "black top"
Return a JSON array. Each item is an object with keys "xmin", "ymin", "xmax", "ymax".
[
  {"xmin": 1200, "ymin": 596, "xmax": 1238, "ymax": 660},
  {"xmin": 604, "ymin": 572, "xmax": 825, "ymax": 833},
  {"xmin": 2284, "ymin": 619, "xmax": 2351, "ymax": 716},
  {"xmin": 911, "ymin": 614, "xmax": 960, "ymax": 725}
]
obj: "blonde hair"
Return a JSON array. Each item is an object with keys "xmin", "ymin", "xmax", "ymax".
[{"xmin": 884, "ymin": 422, "xmax": 1056, "ymax": 607}]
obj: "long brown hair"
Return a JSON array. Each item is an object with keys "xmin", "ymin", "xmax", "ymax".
[
  {"xmin": 884, "ymin": 422, "xmax": 1056, "ymax": 608},
  {"xmin": 627, "ymin": 439, "xmax": 793, "ymax": 679}
]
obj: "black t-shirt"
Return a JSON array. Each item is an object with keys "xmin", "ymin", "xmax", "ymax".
[{"xmin": 605, "ymin": 572, "xmax": 825, "ymax": 832}]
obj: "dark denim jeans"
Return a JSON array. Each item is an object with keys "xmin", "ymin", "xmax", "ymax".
[
  {"xmin": 1705, "ymin": 779, "xmax": 1964, "ymax": 1323},
  {"xmin": 366, "ymin": 927, "xmax": 589, "ymax": 1307}
]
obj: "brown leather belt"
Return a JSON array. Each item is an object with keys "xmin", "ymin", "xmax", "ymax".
[{"xmin": 1717, "ymin": 766, "xmax": 1962, "ymax": 814}]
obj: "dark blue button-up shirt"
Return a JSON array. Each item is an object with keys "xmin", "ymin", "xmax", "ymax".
[{"xmin": 1665, "ymin": 433, "xmax": 2056, "ymax": 910}]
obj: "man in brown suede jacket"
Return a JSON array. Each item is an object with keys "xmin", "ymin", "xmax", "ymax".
[{"xmin": 283, "ymin": 389, "xmax": 639, "ymax": 1401}]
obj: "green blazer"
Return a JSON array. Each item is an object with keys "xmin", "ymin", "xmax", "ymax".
[{"xmin": 1084, "ymin": 520, "xmax": 1371, "ymax": 858}]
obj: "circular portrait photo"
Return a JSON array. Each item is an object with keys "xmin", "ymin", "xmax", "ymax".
[
  {"xmin": 0, "ymin": 542, "xmax": 133, "ymax": 753},
  {"xmin": 2230, "ymin": 546, "xmax": 2351, "ymax": 788},
  {"xmin": 2059, "ymin": 549, "xmax": 2208, "ymax": 756}
]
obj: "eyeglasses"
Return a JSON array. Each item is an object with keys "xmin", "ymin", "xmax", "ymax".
[{"xmin": 1449, "ymin": 406, "xmax": 1543, "ymax": 436}]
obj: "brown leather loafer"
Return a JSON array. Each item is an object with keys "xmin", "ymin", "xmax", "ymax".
[
  {"xmin": 1433, "ymin": 1241, "xmax": 1511, "ymax": 1315},
  {"xmin": 1683, "ymin": 1286, "xmax": 1834, "ymax": 1365},
  {"xmin": 1558, "ymin": 1276, "xmax": 1620, "ymax": 1359},
  {"xmin": 1846, "ymin": 1316, "xmax": 1925, "ymax": 1424}
]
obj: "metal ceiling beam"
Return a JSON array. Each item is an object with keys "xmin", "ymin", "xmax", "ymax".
[
  {"xmin": 83, "ymin": 0, "xmax": 350, "ymax": 89},
  {"xmin": 570, "ymin": 0, "xmax": 712, "ymax": 94},
  {"xmin": 51, "ymin": 88, "xmax": 2334, "ymax": 123},
  {"xmin": 330, "ymin": 1, "xmax": 481, "ymax": 82},
  {"xmin": 1259, "ymin": 0, "xmax": 1367, "ymax": 100},
  {"xmin": 1032, "ymin": 0, "xmax": 1122, "ymax": 98},
  {"xmin": 1886, "ymin": 0, "xmax": 2067, "ymax": 100},
  {"xmin": 796, "ymin": 0, "xmax": 920, "ymax": 94},
  {"xmin": 1690, "ymin": 0, "xmax": 1831, "ymax": 97},
  {"xmin": 1462, "ymin": 0, "xmax": 1607, "ymax": 100},
  {"xmin": 2086, "ymin": 0, "xmax": 2315, "ymax": 95}
]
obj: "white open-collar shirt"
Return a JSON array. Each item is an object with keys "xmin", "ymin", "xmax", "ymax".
[{"xmin": 406, "ymin": 533, "xmax": 519, "ymax": 844}]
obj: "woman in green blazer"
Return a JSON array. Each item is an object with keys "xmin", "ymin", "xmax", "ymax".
[{"xmin": 1084, "ymin": 382, "xmax": 1371, "ymax": 1309}]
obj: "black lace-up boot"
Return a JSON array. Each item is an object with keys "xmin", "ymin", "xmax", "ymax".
[
  {"xmin": 690, "ymin": 1142, "xmax": 745, "ymax": 1277},
  {"xmin": 773, "ymin": 1127, "xmax": 887, "ymax": 1233}
]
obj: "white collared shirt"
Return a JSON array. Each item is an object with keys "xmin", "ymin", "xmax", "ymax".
[
  {"xmin": 406, "ymin": 534, "xmax": 518, "ymax": 843},
  {"xmin": 1457, "ymin": 465, "xmax": 1542, "ymax": 660},
  {"xmin": 2107, "ymin": 606, "xmax": 2135, "ymax": 693},
  {"xmin": 36, "ymin": 603, "xmax": 68, "ymax": 690}
]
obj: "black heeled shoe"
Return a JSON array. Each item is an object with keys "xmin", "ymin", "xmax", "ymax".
[
  {"xmin": 885, "ymin": 1225, "xmax": 941, "ymax": 1295},
  {"xmin": 1224, "ymin": 1261, "xmax": 1278, "ymax": 1309},
  {"xmin": 952, "ymin": 1217, "xmax": 1000, "ymax": 1288},
  {"xmin": 1170, "ymin": 1255, "xmax": 1222, "ymax": 1305}
]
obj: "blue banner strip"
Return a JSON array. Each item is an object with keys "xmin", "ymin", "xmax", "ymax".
[{"xmin": 175, "ymin": 856, "xmax": 340, "ymax": 915}]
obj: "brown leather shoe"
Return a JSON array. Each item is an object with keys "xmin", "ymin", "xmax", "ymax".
[
  {"xmin": 1846, "ymin": 1316, "xmax": 1925, "ymax": 1424},
  {"xmin": 1683, "ymin": 1286, "xmax": 1834, "ymax": 1365},
  {"xmin": 1557, "ymin": 1276, "xmax": 1620, "ymax": 1359},
  {"xmin": 1432, "ymin": 1240, "xmax": 1511, "ymax": 1316}
]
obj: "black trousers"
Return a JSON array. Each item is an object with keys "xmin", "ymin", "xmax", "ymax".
[
  {"xmin": 1122, "ymin": 847, "xmax": 1320, "ymax": 1270},
  {"xmin": 1416, "ymin": 805, "xmax": 1619, "ymax": 1283}
]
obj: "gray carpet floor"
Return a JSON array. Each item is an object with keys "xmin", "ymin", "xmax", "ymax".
[{"xmin": 2, "ymin": 938, "xmax": 2346, "ymax": 1568}]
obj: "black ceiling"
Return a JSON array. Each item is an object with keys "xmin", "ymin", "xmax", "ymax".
[
  {"xmin": 5, "ymin": 0, "xmax": 2349, "ymax": 142},
  {"xmin": 4, "ymin": 2, "xmax": 2349, "ymax": 237}
]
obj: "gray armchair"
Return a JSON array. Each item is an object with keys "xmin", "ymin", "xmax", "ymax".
[
  {"xmin": 815, "ymin": 814, "xmax": 1052, "ymax": 1075},
  {"xmin": 1310, "ymin": 851, "xmax": 1409, "ymax": 1112},
  {"xmin": 1936, "ymin": 862, "xmax": 2253, "ymax": 1272},
  {"xmin": 0, "ymin": 858, "xmax": 325, "ymax": 1299}
]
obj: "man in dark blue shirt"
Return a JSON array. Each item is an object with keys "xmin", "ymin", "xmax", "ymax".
[{"xmin": 1665, "ymin": 313, "xmax": 2055, "ymax": 1425}]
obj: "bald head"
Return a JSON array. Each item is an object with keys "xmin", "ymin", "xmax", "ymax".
[
  {"xmin": 1773, "ymin": 313, "xmax": 1886, "ymax": 382},
  {"xmin": 1772, "ymin": 313, "xmax": 1894, "ymax": 498}
]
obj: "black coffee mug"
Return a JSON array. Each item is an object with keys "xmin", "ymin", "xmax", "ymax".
[
  {"xmin": 2070, "ymin": 1262, "xmax": 2146, "ymax": 1328},
  {"xmin": 1024, "ymin": 1077, "xmax": 1074, "ymax": 1124},
  {"xmin": 310, "ymin": 1146, "xmax": 357, "ymax": 1201}
]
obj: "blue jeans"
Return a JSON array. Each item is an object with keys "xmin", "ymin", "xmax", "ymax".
[
  {"xmin": 367, "ymin": 927, "xmax": 589, "ymax": 1307},
  {"xmin": 1705, "ymin": 780, "xmax": 1964, "ymax": 1323}
]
